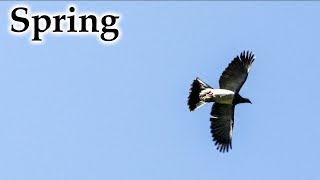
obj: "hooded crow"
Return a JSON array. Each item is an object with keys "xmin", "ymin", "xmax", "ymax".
[{"xmin": 188, "ymin": 51, "xmax": 255, "ymax": 153}]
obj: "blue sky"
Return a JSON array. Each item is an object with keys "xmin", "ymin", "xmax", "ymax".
[{"xmin": 0, "ymin": 1, "xmax": 320, "ymax": 180}]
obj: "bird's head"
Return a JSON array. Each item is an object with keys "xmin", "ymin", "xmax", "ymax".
[
  {"xmin": 235, "ymin": 94, "xmax": 252, "ymax": 104},
  {"xmin": 241, "ymin": 98, "xmax": 252, "ymax": 104}
]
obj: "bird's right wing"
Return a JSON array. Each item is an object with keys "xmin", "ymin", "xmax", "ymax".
[
  {"xmin": 219, "ymin": 51, "xmax": 255, "ymax": 93},
  {"xmin": 210, "ymin": 103, "xmax": 235, "ymax": 153}
]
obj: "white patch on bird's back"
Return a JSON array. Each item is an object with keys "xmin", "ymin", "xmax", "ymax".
[
  {"xmin": 212, "ymin": 89, "xmax": 234, "ymax": 104},
  {"xmin": 212, "ymin": 89, "xmax": 234, "ymax": 95}
]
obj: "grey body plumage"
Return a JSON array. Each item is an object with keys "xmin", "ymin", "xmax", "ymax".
[{"xmin": 188, "ymin": 51, "xmax": 255, "ymax": 153}]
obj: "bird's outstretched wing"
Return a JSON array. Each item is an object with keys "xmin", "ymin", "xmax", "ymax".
[
  {"xmin": 210, "ymin": 103, "xmax": 235, "ymax": 153},
  {"xmin": 219, "ymin": 51, "xmax": 255, "ymax": 93}
]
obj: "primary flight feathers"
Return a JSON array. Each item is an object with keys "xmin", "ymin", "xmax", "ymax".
[
  {"xmin": 219, "ymin": 51, "xmax": 255, "ymax": 93},
  {"xmin": 188, "ymin": 51, "xmax": 255, "ymax": 153}
]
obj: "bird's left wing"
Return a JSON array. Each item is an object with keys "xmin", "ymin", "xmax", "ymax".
[
  {"xmin": 219, "ymin": 51, "xmax": 255, "ymax": 93},
  {"xmin": 210, "ymin": 103, "xmax": 235, "ymax": 153}
]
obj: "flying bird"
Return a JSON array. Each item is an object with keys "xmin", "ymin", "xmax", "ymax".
[{"xmin": 188, "ymin": 51, "xmax": 255, "ymax": 153}]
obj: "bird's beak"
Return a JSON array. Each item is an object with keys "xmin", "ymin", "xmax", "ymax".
[{"xmin": 244, "ymin": 99, "xmax": 252, "ymax": 104}]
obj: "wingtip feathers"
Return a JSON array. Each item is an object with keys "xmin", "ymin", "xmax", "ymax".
[{"xmin": 240, "ymin": 50, "xmax": 255, "ymax": 63}]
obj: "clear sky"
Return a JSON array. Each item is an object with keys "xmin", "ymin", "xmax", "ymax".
[{"xmin": 0, "ymin": 1, "xmax": 320, "ymax": 180}]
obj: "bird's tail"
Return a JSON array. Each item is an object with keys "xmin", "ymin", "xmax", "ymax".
[{"xmin": 188, "ymin": 77, "xmax": 213, "ymax": 111}]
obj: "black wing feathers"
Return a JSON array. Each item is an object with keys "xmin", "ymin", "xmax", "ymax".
[
  {"xmin": 219, "ymin": 51, "xmax": 255, "ymax": 93},
  {"xmin": 210, "ymin": 103, "xmax": 235, "ymax": 153}
]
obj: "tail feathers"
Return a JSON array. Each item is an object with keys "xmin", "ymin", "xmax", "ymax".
[{"xmin": 188, "ymin": 78, "xmax": 212, "ymax": 111}]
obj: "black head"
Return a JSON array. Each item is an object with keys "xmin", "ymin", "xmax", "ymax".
[
  {"xmin": 241, "ymin": 98, "xmax": 252, "ymax": 104},
  {"xmin": 234, "ymin": 94, "xmax": 252, "ymax": 105}
]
